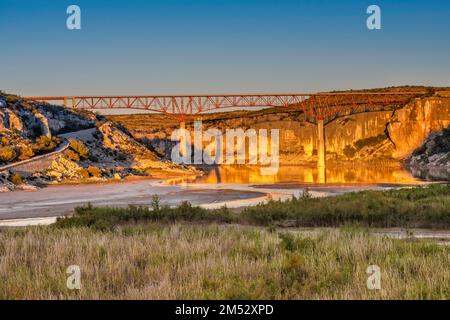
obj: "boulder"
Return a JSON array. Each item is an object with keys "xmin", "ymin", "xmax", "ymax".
[
  {"xmin": 98, "ymin": 122, "xmax": 157, "ymax": 159},
  {"xmin": 49, "ymin": 155, "xmax": 83, "ymax": 178},
  {"xmin": 33, "ymin": 110, "xmax": 52, "ymax": 138},
  {"xmin": 0, "ymin": 110, "xmax": 6, "ymax": 131},
  {"xmin": 5, "ymin": 110, "xmax": 23, "ymax": 132}
]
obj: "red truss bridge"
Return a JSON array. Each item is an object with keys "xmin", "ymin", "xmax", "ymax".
[{"xmin": 24, "ymin": 92, "xmax": 423, "ymax": 123}]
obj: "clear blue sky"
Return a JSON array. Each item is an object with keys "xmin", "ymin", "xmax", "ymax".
[{"xmin": 1, "ymin": 0, "xmax": 449, "ymax": 96}]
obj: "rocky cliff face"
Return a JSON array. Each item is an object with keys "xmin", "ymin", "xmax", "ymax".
[
  {"xmin": 111, "ymin": 94, "xmax": 450, "ymax": 164},
  {"xmin": 0, "ymin": 99, "xmax": 95, "ymax": 139},
  {"xmin": 0, "ymin": 94, "xmax": 97, "ymax": 167},
  {"xmin": 406, "ymin": 125, "xmax": 450, "ymax": 180},
  {"xmin": 388, "ymin": 97, "xmax": 450, "ymax": 159}
]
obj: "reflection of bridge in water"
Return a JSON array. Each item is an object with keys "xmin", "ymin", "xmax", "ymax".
[{"xmin": 24, "ymin": 92, "xmax": 424, "ymax": 183}]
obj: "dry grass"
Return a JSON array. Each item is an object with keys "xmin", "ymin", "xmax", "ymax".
[{"xmin": 0, "ymin": 224, "xmax": 448, "ymax": 300}]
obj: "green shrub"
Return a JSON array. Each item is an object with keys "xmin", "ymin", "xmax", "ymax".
[
  {"xmin": 18, "ymin": 146, "xmax": 34, "ymax": 161},
  {"xmin": 116, "ymin": 152, "xmax": 127, "ymax": 161},
  {"xmin": 33, "ymin": 136, "xmax": 60, "ymax": 153},
  {"xmin": 77, "ymin": 168, "xmax": 90, "ymax": 179},
  {"xmin": 89, "ymin": 155, "xmax": 99, "ymax": 163},
  {"xmin": 10, "ymin": 173, "xmax": 24, "ymax": 185},
  {"xmin": 69, "ymin": 139, "xmax": 89, "ymax": 160},
  {"xmin": 64, "ymin": 149, "xmax": 80, "ymax": 162},
  {"xmin": 54, "ymin": 185, "xmax": 450, "ymax": 230},
  {"xmin": 87, "ymin": 166, "xmax": 102, "ymax": 178},
  {"xmin": 0, "ymin": 147, "xmax": 17, "ymax": 162},
  {"xmin": 0, "ymin": 136, "xmax": 9, "ymax": 146}
]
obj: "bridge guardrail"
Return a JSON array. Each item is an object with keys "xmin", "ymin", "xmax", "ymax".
[{"xmin": 0, "ymin": 139, "xmax": 69, "ymax": 172}]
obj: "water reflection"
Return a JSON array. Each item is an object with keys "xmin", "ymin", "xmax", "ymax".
[{"xmin": 168, "ymin": 164, "xmax": 426, "ymax": 185}]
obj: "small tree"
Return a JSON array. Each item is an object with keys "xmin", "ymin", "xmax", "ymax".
[
  {"xmin": 64, "ymin": 149, "xmax": 80, "ymax": 162},
  {"xmin": 18, "ymin": 146, "xmax": 34, "ymax": 161},
  {"xmin": 10, "ymin": 173, "xmax": 24, "ymax": 185},
  {"xmin": 151, "ymin": 195, "xmax": 160, "ymax": 211},
  {"xmin": 87, "ymin": 166, "xmax": 102, "ymax": 178}
]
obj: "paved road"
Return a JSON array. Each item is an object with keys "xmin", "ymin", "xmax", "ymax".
[{"xmin": 0, "ymin": 128, "xmax": 96, "ymax": 175}]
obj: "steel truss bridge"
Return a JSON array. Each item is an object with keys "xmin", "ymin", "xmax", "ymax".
[{"xmin": 24, "ymin": 92, "xmax": 422, "ymax": 123}]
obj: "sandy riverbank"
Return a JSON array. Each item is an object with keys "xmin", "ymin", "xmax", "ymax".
[{"xmin": 0, "ymin": 179, "xmax": 269, "ymax": 221}]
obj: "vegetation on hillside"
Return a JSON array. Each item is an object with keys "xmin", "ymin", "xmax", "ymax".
[{"xmin": 0, "ymin": 131, "xmax": 61, "ymax": 165}]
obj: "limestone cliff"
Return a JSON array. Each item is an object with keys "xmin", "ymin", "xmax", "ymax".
[{"xmin": 387, "ymin": 97, "xmax": 450, "ymax": 159}]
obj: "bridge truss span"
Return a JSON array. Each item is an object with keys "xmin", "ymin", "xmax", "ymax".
[{"xmin": 24, "ymin": 92, "xmax": 423, "ymax": 122}]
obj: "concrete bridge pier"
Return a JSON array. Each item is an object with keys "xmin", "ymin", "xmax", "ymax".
[
  {"xmin": 317, "ymin": 118, "xmax": 326, "ymax": 184},
  {"xmin": 179, "ymin": 121, "xmax": 187, "ymax": 158},
  {"xmin": 63, "ymin": 97, "xmax": 76, "ymax": 108}
]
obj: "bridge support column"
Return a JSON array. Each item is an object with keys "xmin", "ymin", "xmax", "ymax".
[
  {"xmin": 179, "ymin": 121, "xmax": 187, "ymax": 158},
  {"xmin": 63, "ymin": 97, "xmax": 68, "ymax": 108},
  {"xmin": 71, "ymin": 97, "xmax": 76, "ymax": 108},
  {"xmin": 317, "ymin": 118, "xmax": 326, "ymax": 184}
]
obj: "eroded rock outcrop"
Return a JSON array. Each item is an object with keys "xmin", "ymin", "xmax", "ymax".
[
  {"xmin": 33, "ymin": 110, "xmax": 52, "ymax": 138},
  {"xmin": 47, "ymin": 155, "xmax": 84, "ymax": 180},
  {"xmin": 99, "ymin": 122, "xmax": 157, "ymax": 161},
  {"xmin": 5, "ymin": 109, "xmax": 23, "ymax": 132},
  {"xmin": 406, "ymin": 125, "xmax": 450, "ymax": 180},
  {"xmin": 387, "ymin": 98, "xmax": 450, "ymax": 159},
  {"xmin": 0, "ymin": 111, "xmax": 6, "ymax": 131},
  {"xmin": 97, "ymin": 122, "xmax": 196, "ymax": 173}
]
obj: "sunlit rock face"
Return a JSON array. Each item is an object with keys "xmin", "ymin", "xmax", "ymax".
[
  {"xmin": 5, "ymin": 109, "xmax": 24, "ymax": 132},
  {"xmin": 387, "ymin": 98, "xmax": 450, "ymax": 159}
]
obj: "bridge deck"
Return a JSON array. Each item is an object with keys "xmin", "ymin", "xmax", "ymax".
[{"xmin": 24, "ymin": 92, "xmax": 424, "ymax": 122}]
